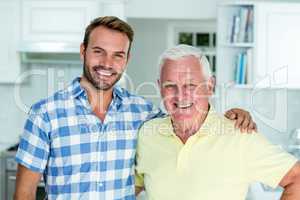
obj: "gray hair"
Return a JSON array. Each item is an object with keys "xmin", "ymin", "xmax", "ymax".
[{"xmin": 158, "ymin": 44, "xmax": 212, "ymax": 80}]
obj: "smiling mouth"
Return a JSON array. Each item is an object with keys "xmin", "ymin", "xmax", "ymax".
[
  {"xmin": 95, "ymin": 69, "xmax": 115, "ymax": 77},
  {"xmin": 175, "ymin": 102, "xmax": 193, "ymax": 109}
]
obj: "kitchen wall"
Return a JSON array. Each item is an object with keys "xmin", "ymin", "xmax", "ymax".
[
  {"xmin": 0, "ymin": 63, "xmax": 82, "ymax": 145},
  {"xmin": 126, "ymin": 18, "xmax": 169, "ymax": 106}
]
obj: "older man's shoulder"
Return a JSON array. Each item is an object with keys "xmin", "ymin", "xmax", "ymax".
[
  {"xmin": 138, "ymin": 116, "xmax": 171, "ymax": 139},
  {"xmin": 205, "ymin": 110, "xmax": 247, "ymax": 136}
]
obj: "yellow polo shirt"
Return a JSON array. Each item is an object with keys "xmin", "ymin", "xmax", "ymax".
[{"xmin": 135, "ymin": 108, "xmax": 298, "ymax": 200}]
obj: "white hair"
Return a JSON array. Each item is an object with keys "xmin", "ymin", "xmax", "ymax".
[{"xmin": 158, "ymin": 44, "xmax": 212, "ymax": 80}]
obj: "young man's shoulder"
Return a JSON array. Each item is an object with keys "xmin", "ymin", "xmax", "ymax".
[{"xmin": 29, "ymin": 87, "xmax": 71, "ymax": 116}]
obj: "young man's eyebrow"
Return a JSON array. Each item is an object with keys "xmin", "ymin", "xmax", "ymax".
[
  {"xmin": 91, "ymin": 46, "xmax": 104, "ymax": 50},
  {"xmin": 91, "ymin": 47, "xmax": 126, "ymax": 55}
]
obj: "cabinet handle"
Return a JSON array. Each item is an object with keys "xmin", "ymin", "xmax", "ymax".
[{"xmin": 8, "ymin": 176, "xmax": 16, "ymax": 181}]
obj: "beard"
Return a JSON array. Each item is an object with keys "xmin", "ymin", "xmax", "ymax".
[{"xmin": 83, "ymin": 59, "xmax": 123, "ymax": 91}]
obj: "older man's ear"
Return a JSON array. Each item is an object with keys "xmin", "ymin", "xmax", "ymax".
[{"xmin": 207, "ymin": 76, "xmax": 216, "ymax": 95}]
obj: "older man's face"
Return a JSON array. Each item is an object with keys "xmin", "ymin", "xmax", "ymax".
[{"xmin": 159, "ymin": 55, "xmax": 213, "ymax": 126}]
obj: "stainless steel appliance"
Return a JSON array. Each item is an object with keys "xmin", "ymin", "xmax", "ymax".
[{"xmin": 1, "ymin": 145, "xmax": 46, "ymax": 200}]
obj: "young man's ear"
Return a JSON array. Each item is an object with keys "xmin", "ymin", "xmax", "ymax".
[{"xmin": 80, "ymin": 43, "xmax": 86, "ymax": 61}]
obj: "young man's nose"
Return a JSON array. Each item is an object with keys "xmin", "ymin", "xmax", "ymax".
[{"xmin": 102, "ymin": 55, "xmax": 114, "ymax": 68}]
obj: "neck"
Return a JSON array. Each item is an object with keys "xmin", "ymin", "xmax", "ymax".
[
  {"xmin": 80, "ymin": 76, "xmax": 113, "ymax": 121},
  {"xmin": 172, "ymin": 105, "xmax": 210, "ymax": 144}
]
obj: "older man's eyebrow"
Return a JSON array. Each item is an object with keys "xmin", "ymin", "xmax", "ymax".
[{"xmin": 161, "ymin": 81, "xmax": 176, "ymax": 87}]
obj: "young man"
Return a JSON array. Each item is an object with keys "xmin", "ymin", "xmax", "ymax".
[
  {"xmin": 15, "ymin": 17, "xmax": 255, "ymax": 199},
  {"xmin": 135, "ymin": 44, "xmax": 300, "ymax": 200}
]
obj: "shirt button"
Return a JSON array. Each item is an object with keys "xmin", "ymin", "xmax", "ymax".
[{"xmin": 89, "ymin": 124, "xmax": 98, "ymax": 132}]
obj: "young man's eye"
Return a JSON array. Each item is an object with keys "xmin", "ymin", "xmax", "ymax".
[
  {"xmin": 93, "ymin": 49, "xmax": 104, "ymax": 55},
  {"xmin": 114, "ymin": 54, "xmax": 125, "ymax": 59}
]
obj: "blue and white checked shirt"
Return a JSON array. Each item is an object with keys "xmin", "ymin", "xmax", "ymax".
[{"xmin": 16, "ymin": 77, "xmax": 162, "ymax": 199}]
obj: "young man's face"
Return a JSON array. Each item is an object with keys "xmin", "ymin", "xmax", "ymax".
[
  {"xmin": 80, "ymin": 26, "xmax": 130, "ymax": 90},
  {"xmin": 159, "ymin": 56, "xmax": 213, "ymax": 127}
]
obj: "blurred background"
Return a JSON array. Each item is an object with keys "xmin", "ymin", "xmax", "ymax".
[{"xmin": 0, "ymin": 0, "xmax": 300, "ymax": 199}]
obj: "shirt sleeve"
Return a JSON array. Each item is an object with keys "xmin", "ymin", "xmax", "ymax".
[
  {"xmin": 135, "ymin": 170, "xmax": 145, "ymax": 187},
  {"xmin": 135, "ymin": 122, "xmax": 148, "ymax": 188},
  {"xmin": 15, "ymin": 106, "xmax": 51, "ymax": 173},
  {"xmin": 245, "ymin": 133, "xmax": 298, "ymax": 188}
]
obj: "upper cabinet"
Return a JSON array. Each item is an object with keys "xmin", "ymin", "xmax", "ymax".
[
  {"xmin": 255, "ymin": 3, "xmax": 300, "ymax": 88},
  {"xmin": 21, "ymin": 0, "xmax": 100, "ymax": 45},
  {"xmin": 0, "ymin": 0, "xmax": 21, "ymax": 83},
  {"xmin": 19, "ymin": 0, "xmax": 127, "ymax": 53}
]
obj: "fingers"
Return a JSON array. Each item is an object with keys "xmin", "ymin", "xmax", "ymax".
[
  {"xmin": 225, "ymin": 110, "xmax": 236, "ymax": 120},
  {"xmin": 247, "ymin": 121, "xmax": 257, "ymax": 133},
  {"xmin": 253, "ymin": 123, "xmax": 258, "ymax": 132},
  {"xmin": 240, "ymin": 114, "xmax": 251, "ymax": 132},
  {"xmin": 234, "ymin": 113, "xmax": 245, "ymax": 131}
]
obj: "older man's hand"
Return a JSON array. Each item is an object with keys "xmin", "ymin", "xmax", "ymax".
[{"xmin": 225, "ymin": 108, "xmax": 257, "ymax": 133}]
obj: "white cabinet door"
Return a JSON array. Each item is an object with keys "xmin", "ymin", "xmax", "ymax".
[
  {"xmin": 255, "ymin": 3, "xmax": 300, "ymax": 87},
  {"xmin": 22, "ymin": 0, "xmax": 100, "ymax": 44},
  {"xmin": 0, "ymin": 1, "xmax": 21, "ymax": 83}
]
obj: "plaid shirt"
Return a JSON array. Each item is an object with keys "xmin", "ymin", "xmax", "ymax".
[{"xmin": 16, "ymin": 77, "xmax": 162, "ymax": 199}]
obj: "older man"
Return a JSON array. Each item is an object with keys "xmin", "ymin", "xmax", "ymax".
[{"xmin": 135, "ymin": 44, "xmax": 300, "ymax": 200}]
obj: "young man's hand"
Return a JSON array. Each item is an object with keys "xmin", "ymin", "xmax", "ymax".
[{"xmin": 225, "ymin": 108, "xmax": 257, "ymax": 133}]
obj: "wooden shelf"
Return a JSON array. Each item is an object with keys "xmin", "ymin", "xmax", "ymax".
[{"xmin": 220, "ymin": 43, "xmax": 254, "ymax": 48}]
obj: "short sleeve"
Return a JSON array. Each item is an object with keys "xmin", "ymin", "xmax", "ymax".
[
  {"xmin": 245, "ymin": 133, "xmax": 298, "ymax": 188},
  {"xmin": 135, "ymin": 124, "xmax": 148, "ymax": 188},
  {"xmin": 15, "ymin": 107, "xmax": 51, "ymax": 173},
  {"xmin": 135, "ymin": 170, "xmax": 145, "ymax": 187}
]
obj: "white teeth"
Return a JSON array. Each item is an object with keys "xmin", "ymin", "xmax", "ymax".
[
  {"xmin": 97, "ymin": 70, "xmax": 112, "ymax": 76},
  {"xmin": 176, "ymin": 102, "xmax": 193, "ymax": 109}
]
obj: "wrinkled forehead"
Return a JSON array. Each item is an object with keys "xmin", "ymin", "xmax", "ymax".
[{"xmin": 160, "ymin": 56, "xmax": 204, "ymax": 80}]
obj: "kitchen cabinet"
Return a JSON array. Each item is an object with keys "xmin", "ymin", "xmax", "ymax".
[
  {"xmin": 0, "ymin": 0, "xmax": 21, "ymax": 83},
  {"xmin": 19, "ymin": 0, "xmax": 127, "ymax": 55},
  {"xmin": 21, "ymin": 0, "xmax": 101, "ymax": 45},
  {"xmin": 255, "ymin": 3, "xmax": 300, "ymax": 88}
]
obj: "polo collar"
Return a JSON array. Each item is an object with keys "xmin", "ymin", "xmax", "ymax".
[{"xmin": 159, "ymin": 106, "xmax": 220, "ymax": 137}]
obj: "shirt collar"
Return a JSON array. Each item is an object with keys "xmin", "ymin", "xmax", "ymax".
[
  {"xmin": 68, "ymin": 77, "xmax": 124, "ymax": 104},
  {"xmin": 159, "ymin": 106, "xmax": 220, "ymax": 137}
]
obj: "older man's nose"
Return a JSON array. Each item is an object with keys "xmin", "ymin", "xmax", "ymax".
[{"xmin": 176, "ymin": 87, "xmax": 188, "ymax": 100}]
